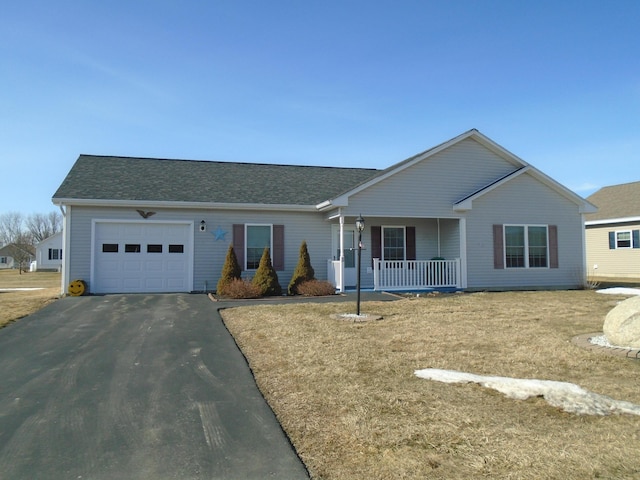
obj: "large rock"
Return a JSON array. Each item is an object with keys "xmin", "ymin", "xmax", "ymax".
[{"xmin": 603, "ymin": 296, "xmax": 640, "ymax": 348}]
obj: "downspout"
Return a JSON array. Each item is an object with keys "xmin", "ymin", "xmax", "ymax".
[
  {"xmin": 580, "ymin": 213, "xmax": 587, "ymax": 288},
  {"xmin": 60, "ymin": 205, "xmax": 71, "ymax": 295},
  {"xmin": 339, "ymin": 213, "xmax": 344, "ymax": 293}
]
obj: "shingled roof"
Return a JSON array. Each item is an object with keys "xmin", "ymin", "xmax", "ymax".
[
  {"xmin": 52, "ymin": 155, "xmax": 379, "ymax": 206},
  {"xmin": 585, "ymin": 180, "xmax": 640, "ymax": 222}
]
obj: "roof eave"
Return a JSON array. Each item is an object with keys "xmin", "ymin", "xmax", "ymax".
[
  {"xmin": 52, "ymin": 198, "xmax": 317, "ymax": 212},
  {"xmin": 585, "ymin": 216, "xmax": 640, "ymax": 226}
]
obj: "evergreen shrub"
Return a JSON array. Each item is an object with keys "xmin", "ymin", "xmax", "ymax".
[
  {"xmin": 252, "ymin": 247, "xmax": 282, "ymax": 296},
  {"xmin": 288, "ymin": 240, "xmax": 315, "ymax": 295},
  {"xmin": 217, "ymin": 245, "xmax": 242, "ymax": 295}
]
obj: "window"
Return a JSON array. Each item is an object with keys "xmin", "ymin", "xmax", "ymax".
[
  {"xmin": 168, "ymin": 244, "xmax": 184, "ymax": 253},
  {"xmin": 0, "ymin": 257, "xmax": 6, "ymax": 264},
  {"xmin": 616, "ymin": 231, "xmax": 631, "ymax": 249},
  {"xmin": 102, "ymin": 244, "xmax": 118, "ymax": 253},
  {"xmin": 246, "ymin": 225, "xmax": 271, "ymax": 269},
  {"xmin": 125, "ymin": 244, "xmax": 141, "ymax": 253},
  {"xmin": 383, "ymin": 227, "xmax": 405, "ymax": 261},
  {"xmin": 147, "ymin": 244, "xmax": 163, "ymax": 253},
  {"xmin": 48, "ymin": 248, "xmax": 62, "ymax": 260},
  {"xmin": 609, "ymin": 230, "xmax": 640, "ymax": 249},
  {"xmin": 504, "ymin": 225, "xmax": 548, "ymax": 268}
]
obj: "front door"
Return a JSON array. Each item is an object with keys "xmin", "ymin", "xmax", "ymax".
[{"xmin": 332, "ymin": 226, "xmax": 357, "ymax": 287}]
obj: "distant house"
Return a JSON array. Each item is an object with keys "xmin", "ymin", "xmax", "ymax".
[
  {"xmin": 35, "ymin": 231, "xmax": 63, "ymax": 271},
  {"xmin": 52, "ymin": 129, "xmax": 596, "ymax": 294},
  {"xmin": 585, "ymin": 181, "xmax": 640, "ymax": 280},
  {"xmin": 0, "ymin": 243, "xmax": 35, "ymax": 270}
]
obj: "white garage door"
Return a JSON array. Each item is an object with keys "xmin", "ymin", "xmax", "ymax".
[{"xmin": 93, "ymin": 222, "xmax": 192, "ymax": 293}]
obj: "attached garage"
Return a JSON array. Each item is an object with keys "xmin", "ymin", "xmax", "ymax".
[{"xmin": 92, "ymin": 221, "xmax": 193, "ymax": 293}]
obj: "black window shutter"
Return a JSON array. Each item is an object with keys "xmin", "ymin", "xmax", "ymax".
[
  {"xmin": 493, "ymin": 224, "xmax": 504, "ymax": 269},
  {"xmin": 548, "ymin": 225, "xmax": 558, "ymax": 268},
  {"xmin": 233, "ymin": 224, "xmax": 245, "ymax": 269},
  {"xmin": 371, "ymin": 226, "xmax": 381, "ymax": 267},
  {"xmin": 608, "ymin": 231, "xmax": 616, "ymax": 250},
  {"xmin": 633, "ymin": 230, "xmax": 640, "ymax": 249},
  {"xmin": 273, "ymin": 225, "xmax": 285, "ymax": 270},
  {"xmin": 406, "ymin": 226, "xmax": 416, "ymax": 261}
]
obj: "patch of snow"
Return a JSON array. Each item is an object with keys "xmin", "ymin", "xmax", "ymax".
[
  {"xmin": 596, "ymin": 287, "xmax": 640, "ymax": 296},
  {"xmin": 415, "ymin": 368, "xmax": 640, "ymax": 416},
  {"xmin": 0, "ymin": 288, "xmax": 45, "ymax": 291},
  {"xmin": 589, "ymin": 335, "xmax": 637, "ymax": 350}
]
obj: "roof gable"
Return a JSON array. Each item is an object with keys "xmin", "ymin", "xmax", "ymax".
[
  {"xmin": 585, "ymin": 180, "xmax": 640, "ymax": 223},
  {"xmin": 317, "ymin": 129, "xmax": 592, "ymax": 213}
]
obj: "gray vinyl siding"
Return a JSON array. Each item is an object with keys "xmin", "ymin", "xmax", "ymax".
[
  {"xmin": 465, "ymin": 173, "xmax": 585, "ymax": 289},
  {"xmin": 66, "ymin": 206, "xmax": 330, "ymax": 293},
  {"xmin": 343, "ymin": 138, "xmax": 517, "ymax": 218},
  {"xmin": 586, "ymin": 222, "xmax": 640, "ymax": 279}
]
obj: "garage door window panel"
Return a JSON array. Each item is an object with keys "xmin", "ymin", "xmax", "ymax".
[
  {"xmin": 102, "ymin": 243, "xmax": 118, "ymax": 253},
  {"xmin": 125, "ymin": 244, "xmax": 141, "ymax": 253},
  {"xmin": 169, "ymin": 244, "xmax": 184, "ymax": 253},
  {"xmin": 147, "ymin": 244, "xmax": 163, "ymax": 253}
]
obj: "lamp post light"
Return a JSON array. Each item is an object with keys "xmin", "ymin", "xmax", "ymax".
[{"xmin": 355, "ymin": 214, "xmax": 365, "ymax": 316}]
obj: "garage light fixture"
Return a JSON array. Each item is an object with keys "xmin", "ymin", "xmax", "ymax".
[{"xmin": 199, "ymin": 220, "xmax": 206, "ymax": 232}]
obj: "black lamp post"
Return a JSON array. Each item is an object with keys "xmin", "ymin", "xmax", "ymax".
[{"xmin": 355, "ymin": 214, "xmax": 365, "ymax": 315}]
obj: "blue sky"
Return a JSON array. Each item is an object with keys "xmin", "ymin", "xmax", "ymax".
[{"xmin": 2, "ymin": 0, "xmax": 639, "ymax": 215}]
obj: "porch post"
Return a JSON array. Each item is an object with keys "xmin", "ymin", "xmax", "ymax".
[
  {"xmin": 339, "ymin": 215, "xmax": 345, "ymax": 293},
  {"xmin": 459, "ymin": 217, "xmax": 467, "ymax": 288}
]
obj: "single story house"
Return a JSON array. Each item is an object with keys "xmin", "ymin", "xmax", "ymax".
[
  {"xmin": 34, "ymin": 231, "xmax": 63, "ymax": 271},
  {"xmin": 52, "ymin": 129, "xmax": 596, "ymax": 295},
  {"xmin": 585, "ymin": 181, "xmax": 640, "ymax": 280}
]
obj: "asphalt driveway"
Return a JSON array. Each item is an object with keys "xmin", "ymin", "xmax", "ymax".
[{"xmin": 0, "ymin": 294, "xmax": 310, "ymax": 479}]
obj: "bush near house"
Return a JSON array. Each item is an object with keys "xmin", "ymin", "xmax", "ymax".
[
  {"xmin": 217, "ymin": 245, "xmax": 242, "ymax": 295},
  {"xmin": 220, "ymin": 278, "xmax": 262, "ymax": 299},
  {"xmin": 295, "ymin": 279, "xmax": 336, "ymax": 296},
  {"xmin": 252, "ymin": 247, "xmax": 282, "ymax": 296},
  {"xmin": 288, "ymin": 240, "xmax": 315, "ymax": 295}
]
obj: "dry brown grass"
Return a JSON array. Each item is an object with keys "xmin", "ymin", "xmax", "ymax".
[
  {"xmin": 0, "ymin": 270, "xmax": 62, "ymax": 328},
  {"xmin": 221, "ymin": 290, "xmax": 640, "ymax": 480}
]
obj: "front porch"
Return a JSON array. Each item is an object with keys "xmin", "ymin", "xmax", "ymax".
[{"xmin": 326, "ymin": 215, "xmax": 466, "ymax": 292}]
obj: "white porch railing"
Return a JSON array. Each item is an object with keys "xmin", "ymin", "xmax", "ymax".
[{"xmin": 373, "ymin": 258, "xmax": 461, "ymax": 291}]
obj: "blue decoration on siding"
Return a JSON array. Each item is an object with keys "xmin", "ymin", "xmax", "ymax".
[{"xmin": 211, "ymin": 226, "xmax": 228, "ymax": 241}]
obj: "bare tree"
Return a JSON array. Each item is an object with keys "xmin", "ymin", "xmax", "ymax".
[
  {"xmin": 0, "ymin": 212, "xmax": 25, "ymax": 246},
  {"xmin": 26, "ymin": 211, "xmax": 62, "ymax": 243},
  {"xmin": 5, "ymin": 232, "xmax": 34, "ymax": 274}
]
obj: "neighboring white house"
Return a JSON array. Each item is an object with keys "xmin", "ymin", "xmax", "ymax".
[
  {"xmin": 35, "ymin": 231, "xmax": 63, "ymax": 271},
  {"xmin": 52, "ymin": 129, "xmax": 597, "ymax": 295}
]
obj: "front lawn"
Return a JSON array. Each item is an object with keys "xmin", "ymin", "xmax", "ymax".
[
  {"xmin": 221, "ymin": 290, "xmax": 640, "ymax": 479},
  {"xmin": 0, "ymin": 270, "xmax": 62, "ymax": 328}
]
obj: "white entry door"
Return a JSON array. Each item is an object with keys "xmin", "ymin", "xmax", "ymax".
[
  {"xmin": 93, "ymin": 221, "xmax": 192, "ymax": 293},
  {"xmin": 332, "ymin": 226, "xmax": 357, "ymax": 287}
]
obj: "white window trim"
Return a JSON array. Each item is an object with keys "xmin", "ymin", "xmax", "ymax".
[
  {"xmin": 245, "ymin": 224, "xmax": 273, "ymax": 270},
  {"xmin": 615, "ymin": 230, "xmax": 632, "ymax": 249},
  {"xmin": 504, "ymin": 224, "xmax": 549, "ymax": 269},
  {"xmin": 381, "ymin": 225, "xmax": 406, "ymax": 262}
]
